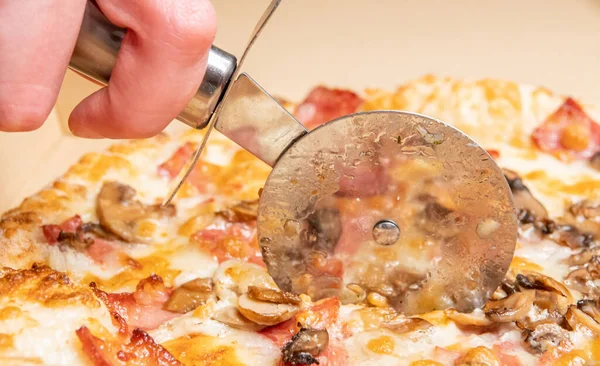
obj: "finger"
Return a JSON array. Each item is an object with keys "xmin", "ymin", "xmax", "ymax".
[
  {"xmin": 0, "ymin": 0, "xmax": 86, "ymax": 132},
  {"xmin": 69, "ymin": 0, "xmax": 217, "ymax": 139}
]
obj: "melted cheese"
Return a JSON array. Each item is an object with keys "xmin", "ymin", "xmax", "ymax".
[
  {"xmin": 150, "ymin": 307, "xmax": 280, "ymax": 366},
  {"xmin": 0, "ymin": 299, "xmax": 115, "ymax": 366}
]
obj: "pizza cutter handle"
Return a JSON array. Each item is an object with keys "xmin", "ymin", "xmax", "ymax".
[{"xmin": 68, "ymin": 0, "xmax": 237, "ymax": 130}]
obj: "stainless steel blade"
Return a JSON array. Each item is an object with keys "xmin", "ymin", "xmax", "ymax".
[
  {"xmin": 162, "ymin": 0, "xmax": 283, "ymax": 205},
  {"xmin": 215, "ymin": 73, "xmax": 307, "ymax": 167}
]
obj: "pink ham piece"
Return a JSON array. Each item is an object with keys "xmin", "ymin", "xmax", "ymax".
[
  {"xmin": 531, "ymin": 98, "xmax": 600, "ymax": 159},
  {"xmin": 294, "ymin": 87, "xmax": 363, "ymax": 130},
  {"xmin": 91, "ymin": 275, "xmax": 179, "ymax": 334},
  {"xmin": 76, "ymin": 326, "xmax": 182, "ymax": 366}
]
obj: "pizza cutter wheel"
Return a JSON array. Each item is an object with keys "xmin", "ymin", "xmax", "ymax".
[
  {"xmin": 70, "ymin": 0, "xmax": 517, "ymax": 315},
  {"xmin": 258, "ymin": 111, "xmax": 517, "ymax": 315}
]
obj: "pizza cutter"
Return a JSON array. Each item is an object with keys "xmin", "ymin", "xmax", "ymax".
[{"xmin": 69, "ymin": 0, "xmax": 517, "ymax": 315}]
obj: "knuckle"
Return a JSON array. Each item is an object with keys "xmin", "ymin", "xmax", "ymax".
[
  {"xmin": 0, "ymin": 103, "xmax": 48, "ymax": 132},
  {"xmin": 161, "ymin": 0, "xmax": 217, "ymax": 53}
]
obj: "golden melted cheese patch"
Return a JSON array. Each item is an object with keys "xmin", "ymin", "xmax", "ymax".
[
  {"xmin": 0, "ymin": 265, "xmax": 98, "ymax": 307},
  {"xmin": 163, "ymin": 334, "xmax": 242, "ymax": 365}
]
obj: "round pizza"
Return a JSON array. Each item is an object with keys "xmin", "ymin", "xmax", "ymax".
[{"xmin": 1, "ymin": 75, "xmax": 599, "ymax": 365}]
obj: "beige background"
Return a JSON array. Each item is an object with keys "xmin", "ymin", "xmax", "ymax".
[{"xmin": 1, "ymin": 0, "xmax": 600, "ymax": 212}]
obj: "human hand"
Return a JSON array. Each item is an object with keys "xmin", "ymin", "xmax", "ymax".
[{"xmin": 0, "ymin": 0, "xmax": 216, "ymax": 138}]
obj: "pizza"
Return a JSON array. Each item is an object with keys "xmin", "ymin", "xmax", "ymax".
[{"xmin": 1, "ymin": 74, "xmax": 600, "ymax": 365}]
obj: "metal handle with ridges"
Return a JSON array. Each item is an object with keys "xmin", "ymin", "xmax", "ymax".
[{"xmin": 69, "ymin": 1, "xmax": 237, "ymax": 129}]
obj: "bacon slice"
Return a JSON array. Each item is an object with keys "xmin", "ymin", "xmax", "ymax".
[
  {"xmin": 157, "ymin": 142, "xmax": 219, "ymax": 192},
  {"xmin": 92, "ymin": 275, "xmax": 178, "ymax": 333},
  {"xmin": 531, "ymin": 98, "xmax": 600, "ymax": 159},
  {"xmin": 42, "ymin": 215, "xmax": 83, "ymax": 244},
  {"xmin": 76, "ymin": 326, "xmax": 182, "ymax": 366},
  {"xmin": 294, "ymin": 87, "xmax": 363, "ymax": 130},
  {"xmin": 192, "ymin": 221, "xmax": 263, "ymax": 266}
]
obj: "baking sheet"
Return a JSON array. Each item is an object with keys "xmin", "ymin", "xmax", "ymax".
[{"xmin": 1, "ymin": 0, "xmax": 600, "ymax": 212}]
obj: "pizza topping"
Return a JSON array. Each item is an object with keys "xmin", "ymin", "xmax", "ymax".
[
  {"xmin": 247, "ymin": 285, "xmax": 302, "ymax": 305},
  {"xmin": 366, "ymin": 292, "xmax": 389, "ymax": 308},
  {"xmin": 294, "ymin": 86, "xmax": 363, "ymax": 130},
  {"xmin": 213, "ymin": 260, "xmax": 278, "ymax": 303},
  {"xmin": 163, "ymin": 278, "xmax": 214, "ymax": 314},
  {"xmin": 76, "ymin": 326, "xmax": 182, "ymax": 366},
  {"xmin": 381, "ymin": 315, "xmax": 433, "ymax": 334},
  {"xmin": 444, "ymin": 309, "xmax": 493, "ymax": 327},
  {"xmin": 281, "ymin": 328, "xmax": 329, "ymax": 366},
  {"xmin": 531, "ymin": 98, "xmax": 600, "ymax": 159},
  {"xmin": 591, "ymin": 151, "xmax": 600, "ymax": 171},
  {"xmin": 552, "ymin": 225, "xmax": 595, "ymax": 249},
  {"xmin": 503, "ymin": 169, "xmax": 548, "ymax": 220},
  {"xmin": 484, "ymin": 290, "xmax": 535, "ymax": 323},
  {"xmin": 211, "ymin": 306, "xmax": 266, "ymax": 331},
  {"xmin": 486, "ymin": 149, "xmax": 500, "ymax": 159},
  {"xmin": 97, "ymin": 181, "xmax": 176, "ymax": 243},
  {"xmin": 515, "ymin": 271, "xmax": 573, "ymax": 303},
  {"xmin": 340, "ymin": 283, "xmax": 367, "ymax": 304},
  {"xmin": 216, "ymin": 200, "xmax": 259, "ymax": 222},
  {"xmin": 237, "ymin": 293, "xmax": 299, "ymax": 326},
  {"xmin": 565, "ymin": 303, "xmax": 600, "ymax": 335},
  {"xmin": 564, "ymin": 267, "xmax": 600, "ymax": 298},
  {"xmin": 91, "ymin": 275, "xmax": 178, "ymax": 333},
  {"xmin": 41, "ymin": 216, "xmax": 127, "ymax": 266},
  {"xmin": 568, "ymin": 199, "xmax": 600, "ymax": 222},
  {"xmin": 564, "ymin": 246, "xmax": 600, "ymax": 297},
  {"xmin": 42, "ymin": 215, "xmax": 84, "ymax": 245},
  {"xmin": 192, "ymin": 220, "xmax": 262, "ymax": 265},
  {"xmin": 524, "ymin": 322, "xmax": 569, "ymax": 354},
  {"xmin": 455, "ymin": 346, "xmax": 500, "ymax": 366}
]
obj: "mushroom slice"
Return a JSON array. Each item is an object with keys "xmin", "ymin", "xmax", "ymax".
[
  {"xmin": 212, "ymin": 306, "xmax": 265, "ymax": 332},
  {"xmin": 163, "ymin": 278, "xmax": 214, "ymax": 314},
  {"xmin": 491, "ymin": 280, "xmax": 517, "ymax": 301},
  {"xmin": 533, "ymin": 291, "xmax": 570, "ymax": 318},
  {"xmin": 237, "ymin": 293, "xmax": 299, "ymax": 326},
  {"xmin": 213, "ymin": 260, "xmax": 278, "ymax": 303},
  {"xmin": 515, "ymin": 271, "xmax": 573, "ymax": 302},
  {"xmin": 455, "ymin": 346, "xmax": 500, "ymax": 366},
  {"xmin": 565, "ymin": 305, "xmax": 600, "ymax": 335},
  {"xmin": 565, "ymin": 268, "xmax": 600, "ymax": 297},
  {"xmin": 484, "ymin": 290, "xmax": 535, "ymax": 323},
  {"xmin": 569, "ymin": 199, "xmax": 600, "ymax": 220},
  {"xmin": 216, "ymin": 200, "xmax": 259, "ymax": 222},
  {"xmin": 577, "ymin": 300, "xmax": 600, "ymax": 323},
  {"xmin": 56, "ymin": 231, "xmax": 94, "ymax": 251},
  {"xmin": 445, "ymin": 309, "xmax": 493, "ymax": 327},
  {"xmin": 97, "ymin": 181, "xmax": 175, "ymax": 243},
  {"xmin": 247, "ymin": 286, "xmax": 301, "ymax": 305},
  {"xmin": 551, "ymin": 225, "xmax": 594, "ymax": 249},
  {"xmin": 503, "ymin": 169, "xmax": 548, "ymax": 219},
  {"xmin": 568, "ymin": 249, "xmax": 598, "ymax": 267},
  {"xmin": 591, "ymin": 152, "xmax": 600, "ymax": 172},
  {"xmin": 281, "ymin": 328, "xmax": 329, "ymax": 366},
  {"xmin": 524, "ymin": 322, "xmax": 569, "ymax": 354},
  {"xmin": 382, "ymin": 315, "xmax": 433, "ymax": 334}
]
